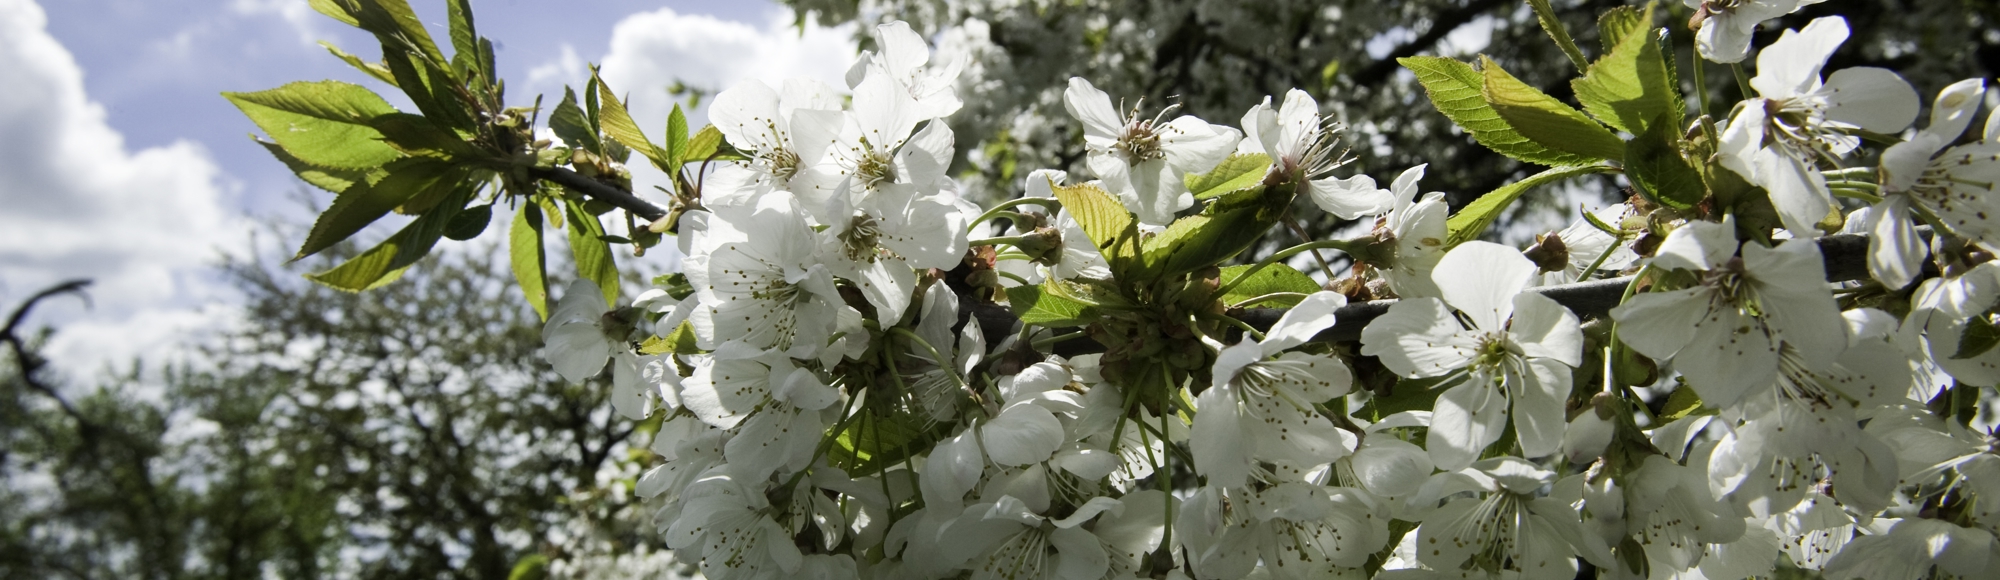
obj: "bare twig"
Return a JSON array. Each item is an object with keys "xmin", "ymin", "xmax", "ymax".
[{"xmin": 2, "ymin": 279, "xmax": 95, "ymax": 430}]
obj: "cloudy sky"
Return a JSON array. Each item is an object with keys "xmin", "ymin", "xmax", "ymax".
[{"xmin": 0, "ymin": 0, "xmax": 859, "ymax": 381}]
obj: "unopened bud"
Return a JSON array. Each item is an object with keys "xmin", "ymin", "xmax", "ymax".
[
  {"xmin": 1016, "ymin": 226, "xmax": 1065, "ymax": 265},
  {"xmin": 1523, "ymin": 232, "xmax": 1570, "ymax": 274}
]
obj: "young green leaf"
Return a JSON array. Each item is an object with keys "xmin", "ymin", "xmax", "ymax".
[
  {"xmin": 1140, "ymin": 188, "xmax": 1283, "ymax": 281},
  {"xmin": 684, "ymin": 125, "xmax": 725, "ymax": 164},
  {"xmin": 308, "ymin": 0, "xmax": 360, "ymax": 27},
  {"xmin": 1005, "ymin": 283, "xmax": 1103, "ymax": 327},
  {"xmin": 305, "ymin": 184, "xmax": 472, "ymax": 292},
  {"xmin": 1048, "ymin": 181, "xmax": 1142, "ymax": 275},
  {"xmin": 511, "ymin": 202, "xmax": 551, "ymax": 320},
  {"xmin": 1446, "ymin": 164, "xmax": 1615, "ymax": 245},
  {"xmin": 1185, "ymin": 153, "xmax": 1272, "ymax": 199},
  {"xmin": 369, "ymin": 112, "xmax": 476, "ymax": 159},
  {"xmin": 1527, "ymin": 0, "xmax": 1589, "ymax": 74},
  {"xmin": 1596, "ymin": 3, "xmax": 1653, "ymax": 53},
  {"xmin": 345, "ymin": 0, "xmax": 449, "ymax": 69},
  {"xmin": 591, "ymin": 73, "xmax": 670, "ymax": 170},
  {"xmin": 1399, "ymin": 56, "xmax": 1597, "ymax": 167},
  {"xmin": 225, "ymin": 81, "xmax": 401, "ymax": 169},
  {"xmin": 1482, "ymin": 56, "xmax": 1625, "ymax": 163},
  {"xmin": 1658, "ymin": 384, "xmax": 1710, "ymax": 421},
  {"xmin": 666, "ymin": 104, "xmax": 691, "ymax": 168},
  {"xmin": 1624, "ymin": 113, "xmax": 1705, "ymax": 210},
  {"xmin": 564, "ymin": 199, "xmax": 620, "ymax": 306},
  {"xmin": 1216, "ymin": 264, "xmax": 1320, "ymax": 308},
  {"xmin": 445, "ymin": 0, "xmax": 481, "ymax": 78},
  {"xmin": 1572, "ymin": 18, "xmax": 1678, "ymax": 134},
  {"xmin": 319, "ymin": 41, "xmax": 398, "ymax": 86}
]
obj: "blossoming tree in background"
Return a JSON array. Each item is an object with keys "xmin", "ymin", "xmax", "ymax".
[{"xmin": 229, "ymin": 0, "xmax": 2000, "ymax": 577}]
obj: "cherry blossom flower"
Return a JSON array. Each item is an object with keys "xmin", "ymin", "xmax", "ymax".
[
  {"xmin": 1238, "ymin": 89, "xmax": 1382, "ymax": 218},
  {"xmin": 1193, "ymin": 291, "xmax": 1357, "ymax": 488},
  {"xmin": 1063, "ymin": 77, "xmax": 1240, "ymax": 225},
  {"xmin": 1867, "ymin": 78, "xmax": 2000, "ymax": 288},
  {"xmin": 1361, "ymin": 242, "xmax": 1583, "ymax": 471},
  {"xmin": 1684, "ymin": 0, "xmax": 1828, "ymax": 63}
]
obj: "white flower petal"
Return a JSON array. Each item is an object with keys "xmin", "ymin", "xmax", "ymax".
[
  {"xmin": 1868, "ymin": 196, "xmax": 1927, "ymax": 289},
  {"xmin": 1510, "ymin": 293, "xmax": 1583, "ymax": 367},
  {"xmin": 1427, "ymin": 381, "xmax": 1507, "ymax": 472},
  {"xmin": 1264, "ymin": 291, "xmax": 1346, "ymax": 353},
  {"xmin": 1751, "ymin": 17, "xmax": 1849, "ymax": 98},
  {"xmin": 983, "ymin": 403, "xmax": 1066, "ymax": 467},
  {"xmin": 1434, "ymin": 241, "xmax": 1534, "ymax": 332},
  {"xmin": 1309, "ymin": 174, "xmax": 1395, "ymax": 219},
  {"xmin": 1822, "ymin": 67, "xmax": 1921, "ymax": 134},
  {"xmin": 1192, "ymin": 384, "xmax": 1252, "ymax": 488},
  {"xmin": 1652, "ymin": 218, "xmax": 1739, "ymax": 272},
  {"xmin": 1360, "ymin": 298, "xmax": 1477, "ymax": 379}
]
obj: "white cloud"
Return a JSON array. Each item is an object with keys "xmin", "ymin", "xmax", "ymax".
[
  {"xmin": 0, "ymin": 0, "xmax": 243, "ymax": 379},
  {"xmin": 229, "ymin": 0, "xmax": 323, "ymax": 47},
  {"xmin": 588, "ymin": 8, "xmax": 857, "ymax": 204}
]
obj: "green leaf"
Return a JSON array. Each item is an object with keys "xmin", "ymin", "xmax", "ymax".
[
  {"xmin": 652, "ymin": 273, "xmax": 695, "ymax": 300},
  {"xmin": 1658, "ymin": 385, "xmax": 1709, "ymax": 421},
  {"xmin": 381, "ymin": 157, "xmax": 472, "ymax": 215},
  {"xmin": 1005, "ymin": 282, "xmax": 1103, "ymax": 327},
  {"xmin": 1482, "ymin": 56, "xmax": 1626, "ymax": 163},
  {"xmin": 591, "ymin": 73, "xmax": 669, "ymax": 170},
  {"xmin": 1047, "ymin": 181, "xmax": 1142, "ymax": 276},
  {"xmin": 666, "ymin": 105, "xmax": 690, "ymax": 168},
  {"xmin": 1398, "ymin": 56, "xmax": 1597, "ymax": 167},
  {"xmin": 550, "ymin": 88, "xmax": 600, "ymax": 156},
  {"xmin": 305, "ymin": 184, "xmax": 471, "ymax": 291},
  {"xmin": 319, "ymin": 41, "xmax": 397, "ymax": 86},
  {"xmin": 1141, "ymin": 187, "xmax": 1284, "ymax": 281},
  {"xmin": 506, "ymin": 554, "xmax": 549, "ymax": 580},
  {"xmin": 293, "ymin": 157, "xmax": 451, "ymax": 260},
  {"xmin": 685, "ymin": 125, "xmax": 724, "ymax": 164},
  {"xmin": 254, "ymin": 139, "xmax": 376, "ymax": 194},
  {"xmin": 369, "ymin": 112, "xmax": 474, "ymax": 159},
  {"xmin": 444, "ymin": 204, "xmax": 492, "ymax": 241},
  {"xmin": 1596, "ymin": 4, "xmax": 1651, "ymax": 54},
  {"xmin": 1216, "ymin": 264, "xmax": 1320, "ymax": 308},
  {"xmin": 1186, "ymin": 153, "xmax": 1272, "ymax": 200},
  {"xmin": 225, "ymin": 81, "xmax": 401, "ymax": 169},
  {"xmin": 564, "ymin": 199, "xmax": 620, "ymax": 306},
  {"xmin": 308, "ymin": 0, "xmax": 359, "ymax": 26},
  {"xmin": 511, "ymin": 203, "xmax": 551, "ymax": 320},
  {"xmin": 1954, "ymin": 315, "xmax": 2000, "ymax": 360},
  {"xmin": 1527, "ymin": 0, "xmax": 1589, "ymax": 74},
  {"xmin": 347, "ymin": 0, "xmax": 449, "ymax": 68},
  {"xmin": 1447, "ymin": 164, "xmax": 1615, "ymax": 245},
  {"xmin": 445, "ymin": 0, "xmax": 480, "ymax": 76},
  {"xmin": 1624, "ymin": 113, "xmax": 1705, "ymax": 210},
  {"xmin": 640, "ymin": 321, "xmax": 703, "ymax": 355},
  {"xmin": 829, "ymin": 411, "xmax": 939, "ymax": 476},
  {"xmin": 1572, "ymin": 12, "xmax": 1677, "ymax": 134}
]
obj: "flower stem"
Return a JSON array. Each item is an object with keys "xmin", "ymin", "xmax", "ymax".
[
  {"xmin": 966, "ymin": 197, "xmax": 1062, "ymax": 233},
  {"xmin": 1201, "ymin": 312, "xmax": 1266, "ymax": 341},
  {"xmin": 1229, "ymin": 292, "xmax": 1311, "ymax": 309}
]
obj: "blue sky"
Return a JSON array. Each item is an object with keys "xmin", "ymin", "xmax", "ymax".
[{"xmin": 0, "ymin": 0, "xmax": 857, "ymax": 378}]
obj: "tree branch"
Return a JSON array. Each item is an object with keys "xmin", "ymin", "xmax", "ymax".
[
  {"xmin": 1, "ymin": 279, "xmax": 95, "ymax": 429},
  {"xmin": 528, "ymin": 166, "xmax": 670, "ymax": 223}
]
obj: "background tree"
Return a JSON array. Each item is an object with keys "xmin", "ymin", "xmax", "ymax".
[
  {"xmin": 0, "ymin": 227, "xmax": 671, "ymax": 579},
  {"xmin": 784, "ymin": 0, "xmax": 2000, "ymax": 239}
]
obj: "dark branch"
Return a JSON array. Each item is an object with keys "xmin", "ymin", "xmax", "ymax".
[
  {"xmin": 1, "ymin": 279, "xmax": 96, "ymax": 430},
  {"xmin": 1350, "ymin": 0, "xmax": 1514, "ymax": 87},
  {"xmin": 528, "ymin": 166, "xmax": 670, "ymax": 222}
]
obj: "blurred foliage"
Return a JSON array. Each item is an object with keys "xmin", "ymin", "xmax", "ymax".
[
  {"xmin": 786, "ymin": 0, "xmax": 2000, "ymax": 242},
  {"xmin": 0, "ymin": 229, "xmax": 658, "ymax": 579}
]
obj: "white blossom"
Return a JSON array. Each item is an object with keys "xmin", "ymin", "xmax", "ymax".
[{"xmin": 1063, "ymin": 76, "xmax": 1240, "ymax": 225}]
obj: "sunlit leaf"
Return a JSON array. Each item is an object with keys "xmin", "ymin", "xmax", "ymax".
[
  {"xmin": 1482, "ymin": 56, "xmax": 1625, "ymax": 162},
  {"xmin": 1399, "ymin": 56, "xmax": 1597, "ymax": 167}
]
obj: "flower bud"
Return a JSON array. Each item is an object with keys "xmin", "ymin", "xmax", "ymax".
[
  {"xmin": 1523, "ymin": 232, "xmax": 1569, "ymax": 274},
  {"xmin": 1562, "ymin": 393, "xmax": 1617, "ymax": 464}
]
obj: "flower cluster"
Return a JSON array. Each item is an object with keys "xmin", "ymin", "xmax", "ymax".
[{"xmin": 533, "ymin": 10, "xmax": 2000, "ymax": 580}]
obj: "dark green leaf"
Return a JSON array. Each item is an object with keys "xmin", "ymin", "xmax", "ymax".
[
  {"xmin": 445, "ymin": 0, "xmax": 480, "ymax": 76},
  {"xmin": 564, "ymin": 199, "xmax": 620, "ymax": 306},
  {"xmin": 550, "ymin": 88, "xmax": 600, "ymax": 155},
  {"xmin": 369, "ymin": 112, "xmax": 475, "ymax": 158},
  {"xmin": 307, "ymin": 0, "xmax": 359, "ymax": 26},
  {"xmin": 293, "ymin": 157, "xmax": 454, "ymax": 260},
  {"xmin": 1447, "ymin": 164, "xmax": 1614, "ymax": 245},
  {"xmin": 1624, "ymin": 113, "xmax": 1705, "ymax": 210},
  {"xmin": 511, "ymin": 203, "xmax": 551, "ymax": 320},
  {"xmin": 1398, "ymin": 56, "xmax": 1597, "ymax": 167},
  {"xmin": 1482, "ymin": 56, "xmax": 1625, "ymax": 163},
  {"xmin": 1140, "ymin": 186, "xmax": 1284, "ymax": 281},
  {"xmin": 1185, "ymin": 153, "xmax": 1271, "ymax": 199},
  {"xmin": 225, "ymin": 81, "xmax": 401, "ymax": 169},
  {"xmin": 444, "ymin": 204, "xmax": 492, "ymax": 241},
  {"xmin": 305, "ymin": 184, "xmax": 471, "ymax": 291},
  {"xmin": 254, "ymin": 140, "xmax": 376, "ymax": 194},
  {"xmin": 1954, "ymin": 315, "xmax": 2000, "ymax": 360},
  {"xmin": 1216, "ymin": 264, "xmax": 1319, "ymax": 308}
]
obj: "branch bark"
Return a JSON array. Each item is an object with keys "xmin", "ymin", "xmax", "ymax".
[{"xmin": 528, "ymin": 166, "xmax": 670, "ymax": 222}]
